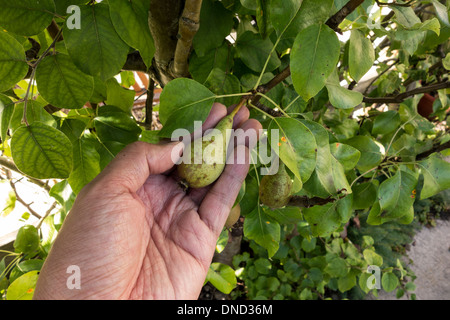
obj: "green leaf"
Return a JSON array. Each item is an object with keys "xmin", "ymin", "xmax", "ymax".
[
  {"xmin": 0, "ymin": 93, "xmax": 14, "ymax": 141},
  {"xmin": 9, "ymin": 259, "xmax": 43, "ymax": 284},
  {"xmin": 254, "ymin": 258, "xmax": 272, "ymax": 274},
  {"xmin": 9, "ymin": 100, "xmax": 57, "ymax": 133},
  {"xmin": 303, "ymin": 202, "xmax": 341, "ymax": 237},
  {"xmin": 240, "ymin": 175, "xmax": 259, "ymax": 215},
  {"xmin": 206, "ymin": 262, "xmax": 237, "ymax": 294},
  {"xmin": 11, "ymin": 122, "xmax": 73, "ymax": 179},
  {"xmin": 419, "ymin": 154, "xmax": 450, "ymax": 199},
  {"xmin": 301, "ymin": 237, "xmax": 316, "ymax": 253},
  {"xmin": 269, "ymin": 0, "xmax": 302, "ymax": 36},
  {"xmin": 193, "ymin": 0, "xmax": 234, "ymax": 57},
  {"xmin": 344, "ymin": 136, "xmax": 384, "ymax": 172},
  {"xmin": 382, "ymin": 272, "xmax": 399, "ymax": 292},
  {"xmin": 372, "ymin": 110, "xmax": 401, "ymax": 135},
  {"xmin": 94, "ymin": 112, "xmax": 141, "ymax": 145},
  {"xmin": 336, "ymin": 195, "xmax": 353, "ymax": 224},
  {"xmin": 204, "ymin": 68, "xmax": 241, "ymax": 107},
  {"xmin": 90, "ymin": 77, "xmax": 108, "ymax": 104},
  {"xmin": 158, "ymin": 78, "xmax": 216, "ymax": 138},
  {"xmin": 13, "ymin": 225, "xmax": 40, "ymax": 254},
  {"xmin": 352, "ymin": 181, "xmax": 377, "ymax": 210},
  {"xmin": 35, "ymin": 53, "xmax": 94, "ymax": 109},
  {"xmin": 0, "ymin": 0, "xmax": 55, "ymax": 36},
  {"xmin": 281, "ymin": 0, "xmax": 334, "ymax": 46},
  {"xmin": 189, "ymin": 44, "xmax": 231, "ymax": 84},
  {"xmin": 338, "ymin": 274, "xmax": 356, "ymax": 293},
  {"xmin": 244, "ymin": 207, "xmax": 280, "ymax": 258},
  {"xmin": 0, "ymin": 32, "xmax": 29, "ymax": 93},
  {"xmin": 330, "ymin": 142, "xmax": 361, "ymax": 172},
  {"xmin": 67, "ymin": 137, "xmax": 101, "ymax": 195},
  {"xmin": 1, "ymin": 190, "xmax": 16, "ymax": 218},
  {"xmin": 377, "ymin": 169, "xmax": 417, "ymax": 221},
  {"xmin": 108, "ymin": 0, "xmax": 154, "ymax": 69},
  {"xmin": 325, "ymin": 255, "xmax": 349, "ymax": 277},
  {"xmin": 6, "ymin": 270, "xmax": 39, "ymax": 300},
  {"xmin": 63, "ymin": 3, "xmax": 130, "ymax": 80},
  {"xmin": 348, "ymin": 29, "xmax": 375, "ymax": 82},
  {"xmin": 264, "ymin": 206, "xmax": 303, "ymax": 225},
  {"xmin": 268, "ymin": 118, "xmax": 317, "ymax": 190},
  {"xmin": 431, "ymin": 0, "xmax": 449, "ymax": 27},
  {"xmin": 291, "ymin": 23, "xmax": 340, "ymax": 100},
  {"xmin": 105, "ymin": 78, "xmax": 135, "ymax": 113},
  {"xmin": 255, "ymin": 0, "xmax": 273, "ymax": 39},
  {"xmin": 412, "ymin": 18, "xmax": 441, "ymax": 36},
  {"xmin": 300, "ymin": 119, "xmax": 350, "ymax": 197},
  {"xmin": 392, "ymin": 6, "xmax": 421, "ymax": 29},
  {"xmin": 363, "ymin": 249, "xmax": 383, "ymax": 266},
  {"xmin": 240, "ymin": 0, "xmax": 258, "ymax": 10},
  {"xmin": 326, "ymin": 70, "xmax": 363, "ymax": 109},
  {"xmin": 235, "ymin": 31, "xmax": 281, "ymax": 73}
]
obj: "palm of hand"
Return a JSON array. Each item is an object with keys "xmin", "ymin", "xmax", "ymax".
[{"xmin": 34, "ymin": 103, "xmax": 261, "ymax": 300}]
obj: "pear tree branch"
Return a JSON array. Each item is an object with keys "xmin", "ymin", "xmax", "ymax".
[
  {"xmin": 172, "ymin": 0, "xmax": 203, "ymax": 78},
  {"xmin": 363, "ymin": 81, "xmax": 450, "ymax": 104}
]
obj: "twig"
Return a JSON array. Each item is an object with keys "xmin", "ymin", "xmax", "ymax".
[
  {"xmin": 36, "ymin": 201, "xmax": 58, "ymax": 229},
  {"xmin": 375, "ymin": 0, "xmax": 415, "ymax": 7},
  {"xmin": 363, "ymin": 81, "xmax": 450, "ymax": 104},
  {"xmin": 288, "ymin": 192, "xmax": 346, "ymax": 208},
  {"xmin": 363, "ymin": 59, "xmax": 399, "ymax": 95},
  {"xmin": 172, "ymin": 0, "xmax": 203, "ymax": 78},
  {"xmin": 0, "ymin": 156, "xmax": 51, "ymax": 192},
  {"xmin": 326, "ymin": 0, "xmax": 365, "ymax": 33},
  {"xmin": 5, "ymin": 170, "xmax": 42, "ymax": 219},
  {"xmin": 415, "ymin": 141, "xmax": 450, "ymax": 161},
  {"xmin": 145, "ymin": 78, "xmax": 156, "ymax": 127}
]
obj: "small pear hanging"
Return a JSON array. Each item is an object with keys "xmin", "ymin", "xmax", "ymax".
[
  {"xmin": 178, "ymin": 101, "xmax": 245, "ymax": 188},
  {"xmin": 259, "ymin": 160, "xmax": 293, "ymax": 208}
]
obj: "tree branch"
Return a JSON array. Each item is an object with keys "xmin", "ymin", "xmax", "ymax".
[
  {"xmin": 415, "ymin": 140, "xmax": 450, "ymax": 161},
  {"xmin": 375, "ymin": 0, "xmax": 415, "ymax": 7},
  {"xmin": 148, "ymin": 0, "xmax": 184, "ymax": 86},
  {"xmin": 145, "ymin": 78, "xmax": 155, "ymax": 127},
  {"xmin": 4, "ymin": 170, "xmax": 42, "ymax": 220},
  {"xmin": 172, "ymin": 0, "xmax": 203, "ymax": 78},
  {"xmin": 326, "ymin": 0, "xmax": 365, "ymax": 33},
  {"xmin": 0, "ymin": 156, "xmax": 51, "ymax": 192},
  {"xmin": 288, "ymin": 194, "xmax": 344, "ymax": 208},
  {"xmin": 363, "ymin": 81, "xmax": 450, "ymax": 104}
]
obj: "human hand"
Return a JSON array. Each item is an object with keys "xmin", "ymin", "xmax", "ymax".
[{"xmin": 33, "ymin": 103, "xmax": 262, "ymax": 300}]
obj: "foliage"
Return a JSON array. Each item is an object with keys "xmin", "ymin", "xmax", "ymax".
[
  {"xmin": 232, "ymin": 213, "xmax": 418, "ymax": 300},
  {"xmin": 1, "ymin": 0, "xmax": 450, "ymax": 300}
]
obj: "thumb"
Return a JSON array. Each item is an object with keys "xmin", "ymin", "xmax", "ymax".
[{"xmin": 92, "ymin": 141, "xmax": 183, "ymax": 193}]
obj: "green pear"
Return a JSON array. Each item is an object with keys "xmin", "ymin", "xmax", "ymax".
[
  {"xmin": 178, "ymin": 113, "xmax": 233, "ymax": 188},
  {"xmin": 259, "ymin": 161, "xmax": 293, "ymax": 208}
]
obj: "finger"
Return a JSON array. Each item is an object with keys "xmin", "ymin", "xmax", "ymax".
[
  {"xmin": 182, "ymin": 103, "xmax": 227, "ymax": 143},
  {"xmin": 198, "ymin": 146, "xmax": 251, "ymax": 236},
  {"xmin": 90, "ymin": 141, "xmax": 183, "ymax": 194},
  {"xmin": 231, "ymin": 118, "xmax": 263, "ymax": 151},
  {"xmin": 227, "ymin": 104, "xmax": 250, "ymax": 129}
]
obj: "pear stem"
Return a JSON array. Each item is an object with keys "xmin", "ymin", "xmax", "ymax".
[{"xmin": 229, "ymin": 96, "xmax": 249, "ymax": 118}]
